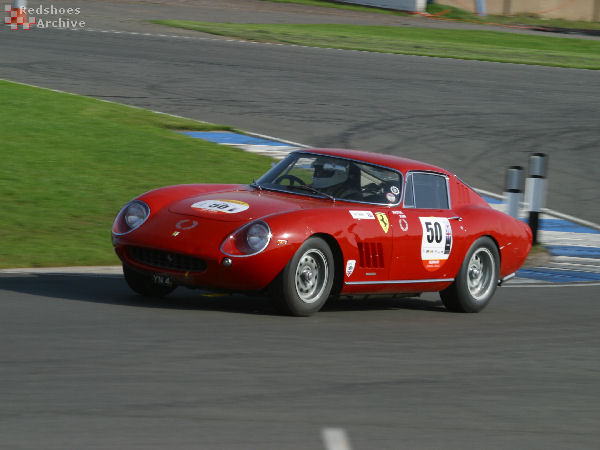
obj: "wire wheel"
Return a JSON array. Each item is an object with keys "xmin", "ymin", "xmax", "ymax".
[
  {"xmin": 295, "ymin": 249, "xmax": 329, "ymax": 304},
  {"xmin": 467, "ymin": 247, "xmax": 496, "ymax": 302}
]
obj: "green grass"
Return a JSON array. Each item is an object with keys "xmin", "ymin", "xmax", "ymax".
[
  {"xmin": 261, "ymin": 0, "xmax": 600, "ymax": 30},
  {"xmin": 152, "ymin": 21, "xmax": 600, "ymax": 69},
  {"xmin": 0, "ymin": 80, "xmax": 272, "ymax": 268},
  {"xmin": 259, "ymin": 0, "xmax": 410, "ymax": 15}
]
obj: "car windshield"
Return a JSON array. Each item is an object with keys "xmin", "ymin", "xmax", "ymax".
[{"xmin": 256, "ymin": 152, "xmax": 403, "ymax": 205}]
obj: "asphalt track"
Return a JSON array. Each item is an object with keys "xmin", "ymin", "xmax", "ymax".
[
  {"xmin": 1, "ymin": 272, "xmax": 599, "ymax": 449},
  {"xmin": 1, "ymin": 1, "xmax": 599, "ymax": 448}
]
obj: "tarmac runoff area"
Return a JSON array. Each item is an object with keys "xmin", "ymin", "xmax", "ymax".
[{"xmin": 3, "ymin": 130, "xmax": 599, "ymax": 287}]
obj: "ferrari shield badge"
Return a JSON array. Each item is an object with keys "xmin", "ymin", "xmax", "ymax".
[{"xmin": 375, "ymin": 212, "xmax": 390, "ymax": 234}]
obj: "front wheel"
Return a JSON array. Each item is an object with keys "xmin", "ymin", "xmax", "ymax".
[
  {"xmin": 271, "ymin": 237, "xmax": 335, "ymax": 316},
  {"xmin": 440, "ymin": 237, "xmax": 499, "ymax": 313},
  {"xmin": 123, "ymin": 265, "xmax": 176, "ymax": 298}
]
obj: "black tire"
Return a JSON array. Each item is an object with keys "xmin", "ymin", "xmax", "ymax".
[
  {"xmin": 270, "ymin": 237, "xmax": 335, "ymax": 316},
  {"xmin": 123, "ymin": 265, "xmax": 176, "ymax": 298},
  {"xmin": 440, "ymin": 236, "xmax": 499, "ymax": 313}
]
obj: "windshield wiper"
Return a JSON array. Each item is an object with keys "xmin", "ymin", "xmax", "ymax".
[
  {"xmin": 294, "ymin": 184, "xmax": 336, "ymax": 202},
  {"xmin": 250, "ymin": 179, "xmax": 263, "ymax": 191}
]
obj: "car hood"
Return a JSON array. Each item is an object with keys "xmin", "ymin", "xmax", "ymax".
[{"xmin": 168, "ymin": 188, "xmax": 326, "ymax": 222}]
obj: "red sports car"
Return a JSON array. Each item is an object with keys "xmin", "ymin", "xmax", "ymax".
[{"xmin": 112, "ymin": 148, "xmax": 532, "ymax": 316}]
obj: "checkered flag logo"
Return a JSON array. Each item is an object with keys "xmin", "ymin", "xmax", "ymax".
[{"xmin": 5, "ymin": 4, "xmax": 36, "ymax": 30}]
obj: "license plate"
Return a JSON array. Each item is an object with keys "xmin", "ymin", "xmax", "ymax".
[{"xmin": 152, "ymin": 273, "xmax": 173, "ymax": 287}]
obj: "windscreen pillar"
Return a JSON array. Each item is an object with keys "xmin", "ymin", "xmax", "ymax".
[
  {"xmin": 504, "ymin": 166, "xmax": 523, "ymax": 219},
  {"xmin": 524, "ymin": 153, "xmax": 548, "ymax": 245}
]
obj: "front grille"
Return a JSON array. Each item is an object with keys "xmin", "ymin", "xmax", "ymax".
[{"xmin": 127, "ymin": 246, "xmax": 207, "ymax": 272}]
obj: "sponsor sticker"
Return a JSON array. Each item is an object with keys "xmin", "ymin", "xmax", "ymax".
[
  {"xmin": 390, "ymin": 186, "xmax": 400, "ymax": 195},
  {"xmin": 419, "ymin": 217, "xmax": 453, "ymax": 271},
  {"xmin": 346, "ymin": 260, "xmax": 356, "ymax": 277},
  {"xmin": 191, "ymin": 199, "xmax": 249, "ymax": 214},
  {"xmin": 393, "ymin": 210, "xmax": 409, "ymax": 231},
  {"xmin": 399, "ymin": 218, "xmax": 409, "ymax": 232},
  {"xmin": 386, "ymin": 192, "xmax": 396, "ymax": 203},
  {"xmin": 350, "ymin": 210, "xmax": 375, "ymax": 220},
  {"xmin": 375, "ymin": 212, "xmax": 390, "ymax": 234}
]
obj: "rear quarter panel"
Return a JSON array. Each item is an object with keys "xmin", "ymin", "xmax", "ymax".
[
  {"xmin": 450, "ymin": 176, "xmax": 532, "ymax": 278},
  {"xmin": 456, "ymin": 205, "xmax": 532, "ymax": 278}
]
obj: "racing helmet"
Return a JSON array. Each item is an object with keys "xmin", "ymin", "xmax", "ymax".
[{"xmin": 312, "ymin": 159, "xmax": 349, "ymax": 189}]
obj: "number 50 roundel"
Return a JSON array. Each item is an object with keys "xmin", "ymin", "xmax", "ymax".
[{"xmin": 419, "ymin": 217, "xmax": 453, "ymax": 272}]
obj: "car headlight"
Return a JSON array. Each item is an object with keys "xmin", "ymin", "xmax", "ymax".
[
  {"xmin": 246, "ymin": 222, "xmax": 270, "ymax": 252},
  {"xmin": 112, "ymin": 200, "xmax": 150, "ymax": 235},
  {"xmin": 220, "ymin": 220, "xmax": 272, "ymax": 257}
]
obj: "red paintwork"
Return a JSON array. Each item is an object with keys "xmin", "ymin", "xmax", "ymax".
[{"xmin": 113, "ymin": 148, "xmax": 532, "ymax": 295}]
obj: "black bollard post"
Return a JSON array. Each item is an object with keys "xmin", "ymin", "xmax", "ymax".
[
  {"xmin": 504, "ymin": 166, "xmax": 524, "ymax": 219},
  {"xmin": 525, "ymin": 153, "xmax": 548, "ymax": 245}
]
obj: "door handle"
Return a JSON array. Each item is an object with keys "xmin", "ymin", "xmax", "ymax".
[{"xmin": 449, "ymin": 216, "xmax": 463, "ymax": 221}]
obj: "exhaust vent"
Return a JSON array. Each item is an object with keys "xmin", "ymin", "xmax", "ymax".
[{"xmin": 357, "ymin": 242, "xmax": 384, "ymax": 268}]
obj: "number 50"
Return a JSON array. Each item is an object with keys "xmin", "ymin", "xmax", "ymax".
[{"xmin": 425, "ymin": 221, "xmax": 443, "ymax": 243}]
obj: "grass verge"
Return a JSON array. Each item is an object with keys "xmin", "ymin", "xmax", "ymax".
[
  {"xmin": 152, "ymin": 21, "xmax": 600, "ymax": 69},
  {"xmin": 260, "ymin": 0, "xmax": 410, "ymax": 15},
  {"xmin": 0, "ymin": 80, "xmax": 272, "ymax": 268}
]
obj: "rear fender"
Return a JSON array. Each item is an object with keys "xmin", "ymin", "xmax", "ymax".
[{"xmin": 457, "ymin": 206, "xmax": 532, "ymax": 278}]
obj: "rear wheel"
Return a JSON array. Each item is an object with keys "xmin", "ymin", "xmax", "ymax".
[
  {"xmin": 271, "ymin": 237, "xmax": 334, "ymax": 316},
  {"xmin": 440, "ymin": 237, "xmax": 499, "ymax": 313},
  {"xmin": 123, "ymin": 265, "xmax": 176, "ymax": 298}
]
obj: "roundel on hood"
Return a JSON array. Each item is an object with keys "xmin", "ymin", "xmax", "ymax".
[{"xmin": 168, "ymin": 190, "xmax": 307, "ymax": 222}]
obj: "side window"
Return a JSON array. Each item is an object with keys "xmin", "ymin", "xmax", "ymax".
[
  {"xmin": 404, "ymin": 173, "xmax": 415, "ymax": 208},
  {"xmin": 411, "ymin": 173, "xmax": 450, "ymax": 209}
]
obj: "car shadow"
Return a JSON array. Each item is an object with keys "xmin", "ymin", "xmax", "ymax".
[
  {"xmin": 0, "ymin": 273, "xmax": 446, "ymax": 315},
  {"xmin": 324, "ymin": 295, "xmax": 445, "ymax": 313}
]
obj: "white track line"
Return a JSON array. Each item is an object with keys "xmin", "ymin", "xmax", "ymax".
[{"xmin": 322, "ymin": 428, "xmax": 352, "ymax": 450}]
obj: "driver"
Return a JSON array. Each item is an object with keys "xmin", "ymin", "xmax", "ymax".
[{"xmin": 312, "ymin": 159, "xmax": 361, "ymax": 199}]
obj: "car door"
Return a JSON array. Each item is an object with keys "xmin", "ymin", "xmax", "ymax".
[{"xmin": 389, "ymin": 171, "xmax": 467, "ymax": 283}]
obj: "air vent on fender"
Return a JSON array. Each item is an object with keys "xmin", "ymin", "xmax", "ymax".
[{"xmin": 357, "ymin": 242, "xmax": 384, "ymax": 268}]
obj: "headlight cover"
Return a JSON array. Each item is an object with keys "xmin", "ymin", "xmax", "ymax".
[
  {"xmin": 220, "ymin": 220, "xmax": 272, "ymax": 257},
  {"xmin": 112, "ymin": 200, "xmax": 150, "ymax": 235}
]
